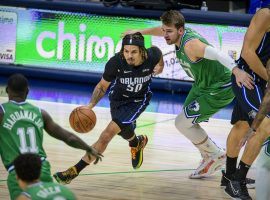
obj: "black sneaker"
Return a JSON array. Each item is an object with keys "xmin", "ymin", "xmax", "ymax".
[
  {"xmin": 220, "ymin": 170, "xmax": 255, "ymax": 189},
  {"xmin": 130, "ymin": 135, "xmax": 148, "ymax": 169},
  {"xmin": 224, "ymin": 178, "xmax": 252, "ymax": 200},
  {"xmin": 53, "ymin": 166, "xmax": 78, "ymax": 185}
]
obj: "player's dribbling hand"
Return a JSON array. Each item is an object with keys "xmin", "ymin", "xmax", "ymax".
[
  {"xmin": 86, "ymin": 147, "xmax": 103, "ymax": 164},
  {"xmin": 121, "ymin": 29, "xmax": 139, "ymax": 38},
  {"xmin": 239, "ymin": 128, "xmax": 256, "ymax": 147}
]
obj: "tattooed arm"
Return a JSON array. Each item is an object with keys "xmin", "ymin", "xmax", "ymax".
[{"xmin": 88, "ymin": 78, "xmax": 111, "ymax": 109}]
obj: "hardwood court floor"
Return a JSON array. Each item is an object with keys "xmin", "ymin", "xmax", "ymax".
[{"xmin": 0, "ymin": 98, "xmax": 256, "ymax": 199}]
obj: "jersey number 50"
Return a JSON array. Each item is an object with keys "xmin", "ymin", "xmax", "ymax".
[{"xmin": 127, "ymin": 84, "xmax": 143, "ymax": 92}]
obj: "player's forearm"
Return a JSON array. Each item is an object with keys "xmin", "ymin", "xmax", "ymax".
[
  {"xmin": 64, "ymin": 134, "xmax": 93, "ymax": 152},
  {"xmin": 140, "ymin": 27, "xmax": 163, "ymax": 36},
  {"xmin": 89, "ymin": 85, "xmax": 106, "ymax": 108},
  {"xmin": 241, "ymin": 50, "xmax": 268, "ymax": 81}
]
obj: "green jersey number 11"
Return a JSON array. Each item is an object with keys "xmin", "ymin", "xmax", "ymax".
[{"xmin": 17, "ymin": 127, "xmax": 38, "ymax": 153}]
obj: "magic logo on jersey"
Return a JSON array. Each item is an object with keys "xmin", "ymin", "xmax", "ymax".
[{"xmin": 119, "ymin": 74, "xmax": 151, "ymax": 85}]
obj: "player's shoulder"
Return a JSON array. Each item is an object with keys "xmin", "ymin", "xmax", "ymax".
[
  {"xmin": 147, "ymin": 46, "xmax": 162, "ymax": 56},
  {"xmin": 256, "ymin": 7, "xmax": 270, "ymax": 20},
  {"xmin": 107, "ymin": 53, "xmax": 122, "ymax": 66}
]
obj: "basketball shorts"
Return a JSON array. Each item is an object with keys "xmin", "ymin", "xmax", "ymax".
[
  {"xmin": 110, "ymin": 92, "xmax": 152, "ymax": 132},
  {"xmin": 183, "ymin": 84, "xmax": 234, "ymax": 124},
  {"xmin": 7, "ymin": 160, "xmax": 53, "ymax": 200},
  {"xmin": 231, "ymin": 74, "xmax": 269, "ymax": 125}
]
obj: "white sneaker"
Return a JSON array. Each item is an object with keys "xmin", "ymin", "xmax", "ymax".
[{"xmin": 189, "ymin": 151, "xmax": 226, "ymax": 179}]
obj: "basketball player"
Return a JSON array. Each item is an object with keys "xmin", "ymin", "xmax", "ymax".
[
  {"xmin": 0, "ymin": 73, "xmax": 102, "ymax": 200},
  {"xmin": 122, "ymin": 10, "xmax": 254, "ymax": 179},
  {"xmin": 224, "ymin": 6, "xmax": 270, "ymax": 200},
  {"xmin": 53, "ymin": 32, "xmax": 164, "ymax": 184},
  {"xmin": 14, "ymin": 153, "xmax": 76, "ymax": 200},
  {"xmin": 256, "ymin": 137, "xmax": 270, "ymax": 200}
]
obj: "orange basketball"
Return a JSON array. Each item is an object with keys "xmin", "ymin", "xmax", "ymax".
[{"xmin": 69, "ymin": 106, "xmax": 96, "ymax": 133}]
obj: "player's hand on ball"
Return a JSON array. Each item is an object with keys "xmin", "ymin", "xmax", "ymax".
[{"xmin": 86, "ymin": 147, "xmax": 103, "ymax": 164}]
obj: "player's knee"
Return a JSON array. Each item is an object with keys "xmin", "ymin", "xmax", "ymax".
[{"xmin": 175, "ymin": 113, "xmax": 193, "ymax": 132}]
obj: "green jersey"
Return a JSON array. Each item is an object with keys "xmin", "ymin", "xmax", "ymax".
[
  {"xmin": 0, "ymin": 101, "xmax": 47, "ymax": 168},
  {"xmin": 22, "ymin": 182, "xmax": 76, "ymax": 200},
  {"xmin": 176, "ymin": 28, "xmax": 232, "ymax": 89}
]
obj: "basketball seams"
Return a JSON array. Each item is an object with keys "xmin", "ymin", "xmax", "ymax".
[
  {"xmin": 69, "ymin": 106, "xmax": 96, "ymax": 133},
  {"xmin": 78, "ymin": 110, "xmax": 96, "ymax": 126},
  {"xmin": 75, "ymin": 108, "xmax": 87, "ymax": 133}
]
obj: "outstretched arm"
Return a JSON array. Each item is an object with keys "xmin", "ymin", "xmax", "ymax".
[
  {"xmin": 122, "ymin": 26, "xmax": 163, "ymax": 37},
  {"xmin": 42, "ymin": 110, "xmax": 103, "ymax": 163},
  {"xmin": 88, "ymin": 78, "xmax": 111, "ymax": 109},
  {"xmin": 185, "ymin": 39, "xmax": 254, "ymax": 89}
]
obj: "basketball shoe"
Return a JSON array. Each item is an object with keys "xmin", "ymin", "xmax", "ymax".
[
  {"xmin": 130, "ymin": 135, "xmax": 148, "ymax": 169},
  {"xmin": 53, "ymin": 166, "xmax": 78, "ymax": 185},
  {"xmin": 189, "ymin": 150, "xmax": 226, "ymax": 179},
  {"xmin": 220, "ymin": 170, "xmax": 255, "ymax": 189},
  {"xmin": 224, "ymin": 175, "xmax": 252, "ymax": 200}
]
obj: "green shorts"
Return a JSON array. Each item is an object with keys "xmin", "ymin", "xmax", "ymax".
[
  {"xmin": 7, "ymin": 160, "xmax": 53, "ymax": 200},
  {"xmin": 183, "ymin": 85, "xmax": 234, "ymax": 123}
]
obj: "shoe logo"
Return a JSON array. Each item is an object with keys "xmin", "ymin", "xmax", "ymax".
[
  {"xmin": 230, "ymin": 182, "xmax": 239, "ymax": 196},
  {"xmin": 142, "ymin": 69, "xmax": 150, "ymax": 72},
  {"xmin": 134, "ymin": 99, "xmax": 143, "ymax": 102},
  {"xmin": 124, "ymin": 70, "xmax": 132, "ymax": 74}
]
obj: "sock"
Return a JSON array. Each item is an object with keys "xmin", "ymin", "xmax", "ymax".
[
  {"xmin": 236, "ymin": 160, "xmax": 251, "ymax": 181},
  {"xmin": 128, "ymin": 134, "xmax": 139, "ymax": 147},
  {"xmin": 226, "ymin": 156, "xmax": 238, "ymax": 177},
  {"xmin": 195, "ymin": 136, "xmax": 222, "ymax": 155},
  {"xmin": 74, "ymin": 159, "xmax": 89, "ymax": 174}
]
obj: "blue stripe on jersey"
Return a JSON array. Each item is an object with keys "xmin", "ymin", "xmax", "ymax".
[
  {"xmin": 122, "ymin": 87, "xmax": 151, "ymax": 124},
  {"xmin": 242, "ymin": 86, "xmax": 261, "ymax": 111},
  {"xmin": 258, "ymin": 33, "xmax": 267, "ymax": 54}
]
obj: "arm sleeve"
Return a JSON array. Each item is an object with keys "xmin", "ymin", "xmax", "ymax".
[
  {"xmin": 102, "ymin": 56, "xmax": 118, "ymax": 82},
  {"xmin": 204, "ymin": 45, "xmax": 236, "ymax": 70},
  {"xmin": 150, "ymin": 46, "xmax": 162, "ymax": 66}
]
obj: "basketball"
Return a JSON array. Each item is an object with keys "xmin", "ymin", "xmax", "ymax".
[{"xmin": 69, "ymin": 106, "xmax": 96, "ymax": 133}]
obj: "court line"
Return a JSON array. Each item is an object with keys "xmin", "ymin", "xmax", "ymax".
[
  {"xmin": 0, "ymin": 168, "xmax": 195, "ymax": 183},
  {"xmin": 137, "ymin": 118, "xmax": 175, "ymax": 128}
]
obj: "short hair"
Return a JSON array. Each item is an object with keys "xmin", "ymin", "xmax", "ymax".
[
  {"xmin": 14, "ymin": 153, "xmax": 41, "ymax": 182},
  {"xmin": 7, "ymin": 73, "xmax": 28, "ymax": 94},
  {"xmin": 160, "ymin": 10, "xmax": 185, "ymax": 29}
]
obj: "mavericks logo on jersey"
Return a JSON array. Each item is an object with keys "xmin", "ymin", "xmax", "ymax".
[
  {"xmin": 3, "ymin": 110, "xmax": 43, "ymax": 130},
  {"xmin": 188, "ymin": 100, "xmax": 200, "ymax": 112}
]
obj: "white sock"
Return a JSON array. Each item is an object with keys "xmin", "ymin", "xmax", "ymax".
[{"xmin": 195, "ymin": 136, "xmax": 223, "ymax": 155}]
